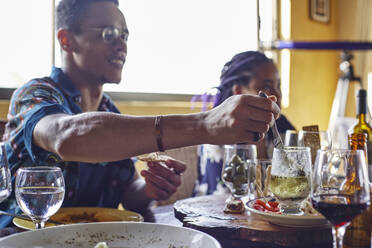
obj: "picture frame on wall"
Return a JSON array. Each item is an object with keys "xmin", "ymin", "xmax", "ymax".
[{"xmin": 309, "ymin": 0, "xmax": 330, "ymax": 23}]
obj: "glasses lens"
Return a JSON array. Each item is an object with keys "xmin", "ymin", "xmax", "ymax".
[{"xmin": 102, "ymin": 27, "xmax": 119, "ymax": 43}]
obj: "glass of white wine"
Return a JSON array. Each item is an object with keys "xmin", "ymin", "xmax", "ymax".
[
  {"xmin": 269, "ymin": 146, "xmax": 312, "ymax": 214},
  {"xmin": 15, "ymin": 166, "xmax": 65, "ymax": 229}
]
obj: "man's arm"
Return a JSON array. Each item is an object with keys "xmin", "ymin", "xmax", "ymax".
[{"xmin": 33, "ymin": 94, "xmax": 280, "ymax": 163}]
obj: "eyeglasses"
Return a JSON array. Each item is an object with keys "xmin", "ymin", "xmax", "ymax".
[{"xmin": 83, "ymin": 26, "xmax": 129, "ymax": 43}]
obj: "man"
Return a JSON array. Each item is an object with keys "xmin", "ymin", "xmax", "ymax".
[{"xmin": 1, "ymin": 0, "xmax": 279, "ymax": 227}]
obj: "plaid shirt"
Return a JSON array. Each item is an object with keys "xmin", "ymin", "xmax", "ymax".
[{"xmin": 0, "ymin": 67, "xmax": 135, "ymax": 227}]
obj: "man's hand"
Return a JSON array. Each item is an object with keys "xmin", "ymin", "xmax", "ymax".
[
  {"xmin": 202, "ymin": 93, "xmax": 280, "ymax": 144},
  {"xmin": 140, "ymin": 159, "xmax": 186, "ymax": 200}
]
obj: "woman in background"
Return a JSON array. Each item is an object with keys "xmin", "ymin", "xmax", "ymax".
[{"xmin": 196, "ymin": 51, "xmax": 296, "ymax": 195}]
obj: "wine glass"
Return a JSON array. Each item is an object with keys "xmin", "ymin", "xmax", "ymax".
[
  {"xmin": 0, "ymin": 143, "xmax": 12, "ymax": 203},
  {"xmin": 311, "ymin": 149, "xmax": 370, "ymax": 248},
  {"xmin": 284, "ymin": 130, "xmax": 298, "ymax": 147},
  {"xmin": 15, "ymin": 166, "xmax": 65, "ymax": 229},
  {"xmin": 298, "ymin": 130, "xmax": 332, "ymax": 164},
  {"xmin": 269, "ymin": 146, "xmax": 312, "ymax": 214},
  {"xmin": 221, "ymin": 144, "xmax": 257, "ymax": 211}
]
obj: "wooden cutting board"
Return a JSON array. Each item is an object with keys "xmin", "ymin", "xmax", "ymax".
[{"xmin": 174, "ymin": 194, "xmax": 333, "ymax": 248}]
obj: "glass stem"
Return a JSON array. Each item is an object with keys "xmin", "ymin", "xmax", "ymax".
[
  {"xmin": 332, "ymin": 225, "xmax": 347, "ymax": 248},
  {"xmin": 34, "ymin": 220, "xmax": 45, "ymax": 229}
]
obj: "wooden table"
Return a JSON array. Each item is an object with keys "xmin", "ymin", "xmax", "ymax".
[{"xmin": 174, "ymin": 194, "xmax": 333, "ymax": 248}]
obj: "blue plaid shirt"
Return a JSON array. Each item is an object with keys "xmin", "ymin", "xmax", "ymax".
[{"xmin": 1, "ymin": 67, "xmax": 135, "ymax": 227}]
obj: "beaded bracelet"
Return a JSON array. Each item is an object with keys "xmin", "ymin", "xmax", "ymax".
[{"xmin": 154, "ymin": 115, "xmax": 165, "ymax": 152}]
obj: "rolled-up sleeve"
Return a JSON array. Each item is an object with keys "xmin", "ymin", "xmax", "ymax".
[{"xmin": 6, "ymin": 80, "xmax": 72, "ymax": 164}]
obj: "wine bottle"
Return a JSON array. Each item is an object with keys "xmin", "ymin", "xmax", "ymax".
[
  {"xmin": 348, "ymin": 89, "xmax": 372, "ymax": 181},
  {"xmin": 343, "ymin": 134, "xmax": 372, "ymax": 247}
]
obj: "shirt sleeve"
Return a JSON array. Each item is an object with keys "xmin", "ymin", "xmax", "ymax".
[{"xmin": 5, "ymin": 80, "xmax": 73, "ymax": 164}]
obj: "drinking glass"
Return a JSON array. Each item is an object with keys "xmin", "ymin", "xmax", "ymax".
[
  {"xmin": 221, "ymin": 144, "xmax": 257, "ymax": 209},
  {"xmin": 15, "ymin": 166, "xmax": 65, "ymax": 229},
  {"xmin": 298, "ymin": 130, "xmax": 332, "ymax": 149},
  {"xmin": 311, "ymin": 149, "xmax": 370, "ymax": 248},
  {"xmin": 269, "ymin": 146, "xmax": 312, "ymax": 214},
  {"xmin": 0, "ymin": 143, "xmax": 11, "ymax": 203},
  {"xmin": 298, "ymin": 130, "xmax": 332, "ymax": 164},
  {"xmin": 284, "ymin": 130, "xmax": 298, "ymax": 147},
  {"xmin": 248, "ymin": 159, "xmax": 272, "ymax": 201}
]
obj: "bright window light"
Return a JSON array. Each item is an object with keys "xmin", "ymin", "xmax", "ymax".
[
  {"xmin": 0, "ymin": 2, "xmax": 53, "ymax": 88},
  {"xmin": 104, "ymin": 0, "xmax": 258, "ymax": 94},
  {"xmin": 280, "ymin": 0, "xmax": 291, "ymax": 40},
  {"xmin": 1, "ymin": 1, "xmax": 258, "ymax": 96},
  {"xmin": 281, "ymin": 49, "xmax": 291, "ymax": 108}
]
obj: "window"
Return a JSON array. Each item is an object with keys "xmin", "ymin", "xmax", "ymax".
[
  {"xmin": 0, "ymin": 1, "xmax": 53, "ymax": 88},
  {"xmin": 1, "ymin": 1, "xmax": 258, "ymax": 96}
]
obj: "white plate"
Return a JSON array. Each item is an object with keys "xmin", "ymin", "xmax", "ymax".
[
  {"xmin": 0, "ymin": 222, "xmax": 221, "ymax": 248},
  {"xmin": 246, "ymin": 199, "xmax": 330, "ymax": 228}
]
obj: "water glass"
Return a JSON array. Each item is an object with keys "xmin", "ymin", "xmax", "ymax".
[
  {"xmin": 269, "ymin": 146, "xmax": 312, "ymax": 214},
  {"xmin": 15, "ymin": 166, "xmax": 65, "ymax": 229},
  {"xmin": 0, "ymin": 143, "xmax": 11, "ymax": 203}
]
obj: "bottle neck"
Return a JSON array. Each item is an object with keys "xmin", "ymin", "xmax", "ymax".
[
  {"xmin": 356, "ymin": 97, "xmax": 367, "ymax": 122},
  {"xmin": 357, "ymin": 113, "xmax": 368, "ymax": 124}
]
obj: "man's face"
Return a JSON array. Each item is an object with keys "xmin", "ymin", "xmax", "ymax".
[{"xmin": 70, "ymin": 1, "xmax": 128, "ymax": 84}]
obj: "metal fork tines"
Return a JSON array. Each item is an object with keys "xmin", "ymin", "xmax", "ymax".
[{"xmin": 258, "ymin": 92, "xmax": 284, "ymax": 149}]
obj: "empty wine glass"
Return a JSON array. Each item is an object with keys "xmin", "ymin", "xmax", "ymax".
[
  {"xmin": 298, "ymin": 130, "xmax": 332, "ymax": 164},
  {"xmin": 15, "ymin": 166, "xmax": 65, "ymax": 229},
  {"xmin": 0, "ymin": 143, "xmax": 11, "ymax": 203},
  {"xmin": 221, "ymin": 144, "xmax": 257, "ymax": 211},
  {"xmin": 311, "ymin": 149, "xmax": 370, "ymax": 248},
  {"xmin": 269, "ymin": 146, "xmax": 312, "ymax": 214},
  {"xmin": 284, "ymin": 130, "xmax": 298, "ymax": 147}
]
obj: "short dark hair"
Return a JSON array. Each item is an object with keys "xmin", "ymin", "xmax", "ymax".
[{"xmin": 56, "ymin": 0, "xmax": 119, "ymax": 31}]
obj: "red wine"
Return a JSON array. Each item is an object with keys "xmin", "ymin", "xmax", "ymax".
[{"xmin": 311, "ymin": 194, "xmax": 368, "ymax": 227}]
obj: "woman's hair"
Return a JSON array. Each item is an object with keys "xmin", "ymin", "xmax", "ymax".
[
  {"xmin": 56, "ymin": 0, "xmax": 119, "ymax": 31},
  {"xmin": 191, "ymin": 51, "xmax": 274, "ymax": 111},
  {"xmin": 214, "ymin": 51, "xmax": 273, "ymax": 107}
]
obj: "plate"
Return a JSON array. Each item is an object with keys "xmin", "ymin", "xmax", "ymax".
[
  {"xmin": 246, "ymin": 198, "xmax": 329, "ymax": 227},
  {"xmin": 13, "ymin": 207, "xmax": 144, "ymax": 230},
  {"xmin": 0, "ymin": 222, "xmax": 222, "ymax": 248}
]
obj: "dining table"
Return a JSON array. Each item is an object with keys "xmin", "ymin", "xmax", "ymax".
[
  {"xmin": 0, "ymin": 194, "xmax": 335, "ymax": 248},
  {"xmin": 172, "ymin": 193, "xmax": 333, "ymax": 248}
]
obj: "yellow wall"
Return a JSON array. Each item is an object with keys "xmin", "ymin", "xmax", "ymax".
[
  {"xmin": 114, "ymin": 101, "xmax": 201, "ymax": 115},
  {"xmin": 0, "ymin": 99, "xmax": 201, "ymax": 120},
  {"xmin": 0, "ymin": 101, "xmax": 9, "ymax": 120},
  {"xmin": 280, "ymin": 0, "xmax": 339, "ymax": 130}
]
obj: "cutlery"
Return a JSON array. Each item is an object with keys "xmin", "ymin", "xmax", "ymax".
[{"xmin": 258, "ymin": 91, "xmax": 284, "ymax": 149}]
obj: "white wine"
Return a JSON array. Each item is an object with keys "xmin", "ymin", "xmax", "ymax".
[{"xmin": 269, "ymin": 175, "xmax": 310, "ymax": 201}]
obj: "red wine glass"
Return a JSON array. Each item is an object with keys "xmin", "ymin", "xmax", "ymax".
[{"xmin": 311, "ymin": 149, "xmax": 370, "ymax": 248}]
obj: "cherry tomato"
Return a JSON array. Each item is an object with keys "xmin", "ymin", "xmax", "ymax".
[
  {"xmin": 268, "ymin": 201, "xmax": 279, "ymax": 208},
  {"xmin": 253, "ymin": 203, "xmax": 265, "ymax": 211},
  {"xmin": 255, "ymin": 199, "xmax": 266, "ymax": 206}
]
